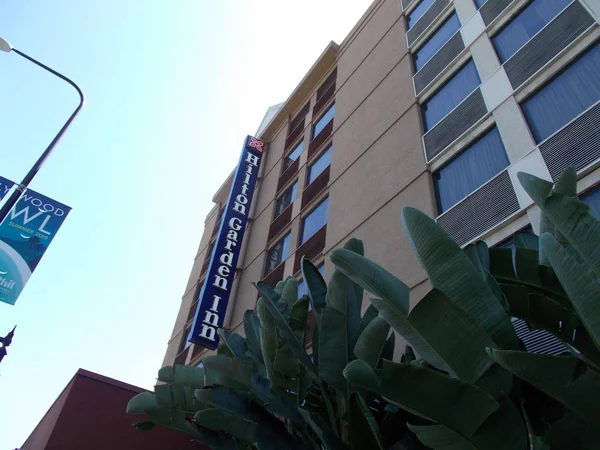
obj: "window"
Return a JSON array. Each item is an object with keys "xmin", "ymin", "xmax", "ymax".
[
  {"xmin": 275, "ymin": 183, "xmax": 297, "ymax": 217},
  {"xmin": 301, "ymin": 198, "xmax": 329, "ymax": 244},
  {"xmin": 283, "ymin": 140, "xmax": 303, "ymax": 171},
  {"xmin": 308, "ymin": 145, "xmax": 332, "ymax": 184},
  {"xmin": 474, "ymin": 0, "xmax": 488, "ymax": 8},
  {"xmin": 183, "ymin": 327, "xmax": 193, "ymax": 350},
  {"xmin": 298, "ymin": 263, "xmax": 325, "ymax": 299},
  {"xmin": 407, "ymin": 0, "xmax": 435, "ymax": 29},
  {"xmin": 492, "ymin": 0, "xmax": 571, "ymax": 63},
  {"xmin": 422, "ymin": 60, "xmax": 481, "ymax": 131},
  {"xmin": 521, "ymin": 43, "xmax": 600, "ymax": 143},
  {"xmin": 581, "ymin": 185, "xmax": 600, "ymax": 219},
  {"xmin": 495, "ymin": 225, "xmax": 534, "ymax": 251},
  {"xmin": 312, "ymin": 104, "xmax": 335, "ymax": 139},
  {"xmin": 265, "ymin": 233, "xmax": 291, "ymax": 275},
  {"xmin": 434, "ymin": 127, "xmax": 510, "ymax": 213},
  {"xmin": 414, "ymin": 13, "xmax": 461, "ymax": 72}
]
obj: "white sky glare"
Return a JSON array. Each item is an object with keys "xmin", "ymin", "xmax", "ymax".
[{"xmin": 0, "ymin": 0, "xmax": 374, "ymax": 446}]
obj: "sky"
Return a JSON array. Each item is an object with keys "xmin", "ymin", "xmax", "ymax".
[{"xmin": 0, "ymin": 0, "xmax": 373, "ymax": 447}]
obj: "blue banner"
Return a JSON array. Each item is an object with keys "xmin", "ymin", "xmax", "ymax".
[
  {"xmin": 0, "ymin": 176, "xmax": 15, "ymax": 201},
  {"xmin": 0, "ymin": 187, "xmax": 71, "ymax": 305},
  {"xmin": 190, "ymin": 135, "xmax": 265, "ymax": 349}
]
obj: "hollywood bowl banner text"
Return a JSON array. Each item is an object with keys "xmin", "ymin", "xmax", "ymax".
[
  {"xmin": 191, "ymin": 135, "xmax": 265, "ymax": 349},
  {"xmin": 0, "ymin": 182, "xmax": 71, "ymax": 305}
]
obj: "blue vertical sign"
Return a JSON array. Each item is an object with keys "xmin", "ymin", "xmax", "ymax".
[
  {"xmin": 190, "ymin": 135, "xmax": 265, "ymax": 349},
  {"xmin": 0, "ymin": 188, "xmax": 71, "ymax": 305}
]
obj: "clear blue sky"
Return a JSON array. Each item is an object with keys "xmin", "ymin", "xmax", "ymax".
[{"xmin": 0, "ymin": 0, "xmax": 372, "ymax": 446}]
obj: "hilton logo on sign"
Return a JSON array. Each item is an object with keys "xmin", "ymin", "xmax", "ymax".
[{"xmin": 190, "ymin": 135, "xmax": 265, "ymax": 349}]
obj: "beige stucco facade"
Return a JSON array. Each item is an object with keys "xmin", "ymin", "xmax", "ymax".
[{"xmin": 164, "ymin": 0, "xmax": 600, "ymax": 367}]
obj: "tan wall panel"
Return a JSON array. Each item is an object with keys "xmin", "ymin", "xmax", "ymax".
[
  {"xmin": 327, "ymin": 105, "xmax": 429, "ymax": 252},
  {"xmin": 263, "ymin": 120, "xmax": 287, "ymax": 176},
  {"xmin": 325, "ymin": 173, "xmax": 434, "ymax": 289},
  {"xmin": 332, "ymin": 55, "xmax": 417, "ymax": 179},
  {"xmin": 337, "ymin": 0, "xmax": 403, "ymax": 87},
  {"xmin": 335, "ymin": 18, "xmax": 408, "ymax": 126}
]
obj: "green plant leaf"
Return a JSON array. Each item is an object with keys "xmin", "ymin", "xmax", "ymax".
[
  {"xmin": 360, "ymin": 304, "xmax": 379, "ymax": 332},
  {"xmin": 299, "ymin": 408, "xmax": 345, "ymax": 450},
  {"xmin": 281, "ymin": 277, "xmax": 299, "ymax": 308},
  {"xmin": 202, "ymin": 355, "xmax": 255, "ymax": 388},
  {"xmin": 219, "ymin": 330, "xmax": 248, "ymax": 358},
  {"xmin": 301, "ymin": 257, "xmax": 327, "ymax": 320},
  {"xmin": 354, "ymin": 316, "xmax": 390, "ymax": 368},
  {"xmin": 544, "ymin": 412, "xmax": 600, "ymax": 449},
  {"xmin": 540, "ymin": 233, "xmax": 600, "ymax": 353},
  {"xmin": 344, "ymin": 360, "xmax": 499, "ymax": 437},
  {"xmin": 257, "ymin": 298, "xmax": 278, "ymax": 383},
  {"xmin": 373, "ymin": 288, "xmax": 497, "ymax": 384},
  {"xmin": 518, "ymin": 171, "xmax": 600, "ymax": 278},
  {"xmin": 244, "ymin": 310, "xmax": 263, "ymax": 362},
  {"xmin": 402, "ymin": 207, "xmax": 518, "ymax": 350},
  {"xmin": 319, "ymin": 306, "xmax": 350, "ymax": 392},
  {"xmin": 254, "ymin": 282, "xmax": 316, "ymax": 374},
  {"xmin": 157, "ymin": 364, "xmax": 208, "ymax": 387},
  {"xmin": 349, "ymin": 392, "xmax": 385, "ymax": 450},
  {"xmin": 127, "ymin": 391, "xmax": 158, "ymax": 414},
  {"xmin": 487, "ymin": 349, "xmax": 600, "ymax": 425},
  {"xmin": 407, "ymin": 423, "xmax": 476, "ymax": 449}
]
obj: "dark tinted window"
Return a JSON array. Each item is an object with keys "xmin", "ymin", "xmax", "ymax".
[
  {"xmin": 434, "ymin": 127, "xmax": 510, "ymax": 213},
  {"xmin": 492, "ymin": 0, "xmax": 571, "ymax": 63},
  {"xmin": 312, "ymin": 104, "xmax": 335, "ymax": 139},
  {"xmin": 301, "ymin": 198, "xmax": 328, "ymax": 244},
  {"xmin": 474, "ymin": 0, "xmax": 488, "ymax": 8},
  {"xmin": 275, "ymin": 183, "xmax": 297, "ymax": 217},
  {"xmin": 521, "ymin": 43, "xmax": 600, "ymax": 143},
  {"xmin": 298, "ymin": 263, "xmax": 325, "ymax": 302},
  {"xmin": 284, "ymin": 141, "xmax": 303, "ymax": 170},
  {"xmin": 581, "ymin": 185, "xmax": 600, "ymax": 219},
  {"xmin": 308, "ymin": 146, "xmax": 332, "ymax": 184},
  {"xmin": 422, "ymin": 60, "xmax": 481, "ymax": 131},
  {"xmin": 265, "ymin": 234, "xmax": 291, "ymax": 275},
  {"xmin": 407, "ymin": 0, "xmax": 436, "ymax": 29},
  {"xmin": 414, "ymin": 13, "xmax": 461, "ymax": 72}
]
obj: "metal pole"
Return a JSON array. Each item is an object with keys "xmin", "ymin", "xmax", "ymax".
[{"xmin": 0, "ymin": 47, "xmax": 84, "ymax": 223}]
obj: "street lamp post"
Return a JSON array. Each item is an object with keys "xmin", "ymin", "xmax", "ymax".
[{"xmin": 0, "ymin": 36, "xmax": 84, "ymax": 223}]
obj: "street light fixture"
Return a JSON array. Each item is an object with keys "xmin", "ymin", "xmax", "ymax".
[{"xmin": 0, "ymin": 36, "xmax": 84, "ymax": 223}]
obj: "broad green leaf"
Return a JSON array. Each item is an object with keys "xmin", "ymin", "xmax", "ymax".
[
  {"xmin": 319, "ymin": 306, "xmax": 350, "ymax": 392},
  {"xmin": 299, "ymin": 408, "xmax": 345, "ymax": 450},
  {"xmin": 518, "ymin": 171, "xmax": 600, "ymax": 278},
  {"xmin": 349, "ymin": 392, "xmax": 385, "ymax": 450},
  {"xmin": 257, "ymin": 298, "xmax": 278, "ymax": 383},
  {"xmin": 195, "ymin": 386, "xmax": 249, "ymax": 416},
  {"xmin": 281, "ymin": 277, "xmax": 298, "ymax": 308},
  {"xmin": 157, "ymin": 364, "xmax": 207, "ymax": 387},
  {"xmin": 218, "ymin": 330, "xmax": 248, "ymax": 358},
  {"xmin": 360, "ymin": 304, "xmax": 379, "ymax": 332},
  {"xmin": 373, "ymin": 289, "xmax": 497, "ymax": 384},
  {"xmin": 545, "ymin": 412, "xmax": 600, "ymax": 449},
  {"xmin": 127, "ymin": 391, "xmax": 158, "ymax": 414},
  {"xmin": 354, "ymin": 316, "xmax": 390, "ymax": 368},
  {"xmin": 330, "ymin": 248, "xmax": 410, "ymax": 316},
  {"xmin": 380, "ymin": 331, "xmax": 395, "ymax": 365},
  {"xmin": 343, "ymin": 238, "xmax": 365, "ymax": 339},
  {"xmin": 254, "ymin": 282, "xmax": 316, "ymax": 374},
  {"xmin": 202, "ymin": 355, "xmax": 255, "ymax": 388},
  {"xmin": 463, "ymin": 241, "xmax": 490, "ymax": 277},
  {"xmin": 407, "ymin": 423, "xmax": 476, "ymax": 450},
  {"xmin": 244, "ymin": 310, "xmax": 264, "ymax": 363},
  {"xmin": 344, "ymin": 360, "xmax": 499, "ymax": 437},
  {"xmin": 290, "ymin": 296, "xmax": 309, "ymax": 344},
  {"xmin": 408, "ymin": 398, "xmax": 527, "ymax": 450},
  {"xmin": 326, "ymin": 266, "xmax": 361, "ymax": 356},
  {"xmin": 301, "ymin": 257, "xmax": 327, "ymax": 320},
  {"xmin": 553, "ymin": 166, "xmax": 577, "ymax": 197},
  {"xmin": 513, "ymin": 231, "xmax": 539, "ymax": 250},
  {"xmin": 541, "ymin": 233, "xmax": 600, "ymax": 353},
  {"xmin": 402, "ymin": 207, "xmax": 518, "ymax": 350},
  {"xmin": 488, "ymin": 349, "xmax": 600, "ymax": 425}
]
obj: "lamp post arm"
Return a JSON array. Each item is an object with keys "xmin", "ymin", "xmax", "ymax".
[{"xmin": 0, "ymin": 48, "xmax": 84, "ymax": 223}]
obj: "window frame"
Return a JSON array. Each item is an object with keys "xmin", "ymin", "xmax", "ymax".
[
  {"xmin": 421, "ymin": 59, "xmax": 481, "ymax": 132},
  {"xmin": 433, "ymin": 126, "xmax": 510, "ymax": 214},
  {"xmin": 312, "ymin": 103, "xmax": 335, "ymax": 140},
  {"xmin": 307, "ymin": 145, "xmax": 332, "ymax": 185},
  {"xmin": 490, "ymin": 0, "xmax": 573, "ymax": 64},
  {"xmin": 300, "ymin": 197, "xmax": 329, "ymax": 245},
  {"xmin": 274, "ymin": 182, "xmax": 298, "ymax": 218},
  {"xmin": 283, "ymin": 140, "xmax": 304, "ymax": 172},
  {"xmin": 413, "ymin": 12, "xmax": 461, "ymax": 73},
  {"xmin": 264, "ymin": 233, "xmax": 291, "ymax": 276}
]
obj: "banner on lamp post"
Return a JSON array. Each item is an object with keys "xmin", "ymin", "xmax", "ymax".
[
  {"xmin": 0, "ymin": 186, "xmax": 71, "ymax": 305},
  {"xmin": 190, "ymin": 135, "xmax": 265, "ymax": 349}
]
